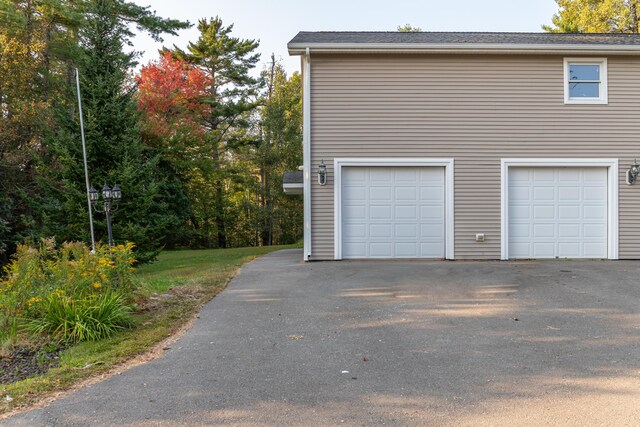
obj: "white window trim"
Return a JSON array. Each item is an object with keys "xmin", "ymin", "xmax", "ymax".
[
  {"xmin": 500, "ymin": 158, "xmax": 618, "ymax": 260},
  {"xmin": 333, "ymin": 158, "xmax": 455, "ymax": 260},
  {"xmin": 563, "ymin": 57, "xmax": 608, "ymax": 104}
]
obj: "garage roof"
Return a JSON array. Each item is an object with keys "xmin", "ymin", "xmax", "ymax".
[
  {"xmin": 288, "ymin": 32, "xmax": 640, "ymax": 55},
  {"xmin": 283, "ymin": 171, "xmax": 303, "ymax": 184}
]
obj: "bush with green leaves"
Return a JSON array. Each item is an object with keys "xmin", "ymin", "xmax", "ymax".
[{"xmin": 0, "ymin": 238, "xmax": 137, "ymax": 344}]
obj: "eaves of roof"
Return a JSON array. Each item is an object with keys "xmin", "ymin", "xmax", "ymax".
[
  {"xmin": 288, "ymin": 42, "xmax": 640, "ymax": 55},
  {"xmin": 288, "ymin": 32, "xmax": 640, "ymax": 56}
]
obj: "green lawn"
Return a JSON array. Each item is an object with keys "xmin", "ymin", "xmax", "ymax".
[
  {"xmin": 0, "ymin": 244, "xmax": 297, "ymax": 415},
  {"xmin": 137, "ymin": 245, "xmax": 297, "ymax": 293}
]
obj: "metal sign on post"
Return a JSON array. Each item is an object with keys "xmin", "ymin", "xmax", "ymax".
[{"xmin": 75, "ymin": 68, "xmax": 96, "ymax": 253}]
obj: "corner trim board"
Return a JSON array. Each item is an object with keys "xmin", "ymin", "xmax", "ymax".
[
  {"xmin": 302, "ymin": 48, "xmax": 312, "ymax": 261},
  {"xmin": 333, "ymin": 158, "xmax": 455, "ymax": 260},
  {"xmin": 500, "ymin": 158, "xmax": 619, "ymax": 260}
]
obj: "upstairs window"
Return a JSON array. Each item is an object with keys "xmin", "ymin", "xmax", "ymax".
[{"xmin": 564, "ymin": 58, "xmax": 608, "ymax": 104}]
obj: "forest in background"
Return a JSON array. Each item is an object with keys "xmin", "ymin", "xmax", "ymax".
[{"xmin": 0, "ymin": 0, "xmax": 303, "ymax": 264}]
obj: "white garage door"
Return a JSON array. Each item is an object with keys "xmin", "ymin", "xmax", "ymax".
[
  {"xmin": 341, "ymin": 167, "xmax": 445, "ymax": 259},
  {"xmin": 508, "ymin": 167, "xmax": 607, "ymax": 259}
]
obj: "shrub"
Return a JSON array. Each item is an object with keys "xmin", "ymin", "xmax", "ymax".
[
  {"xmin": 0, "ymin": 238, "xmax": 137, "ymax": 343},
  {"xmin": 27, "ymin": 291, "xmax": 133, "ymax": 344}
]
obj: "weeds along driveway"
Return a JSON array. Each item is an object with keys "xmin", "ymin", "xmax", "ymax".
[{"xmin": 4, "ymin": 249, "xmax": 640, "ymax": 426}]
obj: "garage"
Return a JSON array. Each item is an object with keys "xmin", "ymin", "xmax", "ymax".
[
  {"xmin": 340, "ymin": 166, "xmax": 445, "ymax": 259},
  {"xmin": 507, "ymin": 167, "xmax": 608, "ymax": 259}
]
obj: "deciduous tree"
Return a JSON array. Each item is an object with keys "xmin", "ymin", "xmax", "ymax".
[
  {"xmin": 397, "ymin": 24, "xmax": 422, "ymax": 32},
  {"xmin": 137, "ymin": 51, "xmax": 210, "ymax": 166},
  {"xmin": 544, "ymin": 0, "xmax": 639, "ymax": 33},
  {"xmin": 136, "ymin": 51, "xmax": 214, "ymax": 247},
  {"xmin": 0, "ymin": 2, "xmax": 55, "ymax": 261}
]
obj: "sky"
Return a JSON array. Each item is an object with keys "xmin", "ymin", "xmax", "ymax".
[{"xmin": 131, "ymin": 0, "xmax": 560, "ymax": 75}]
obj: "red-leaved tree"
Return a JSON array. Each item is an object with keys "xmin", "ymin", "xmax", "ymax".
[
  {"xmin": 137, "ymin": 51, "xmax": 211, "ymax": 168},
  {"xmin": 137, "ymin": 52, "xmax": 219, "ymax": 246}
]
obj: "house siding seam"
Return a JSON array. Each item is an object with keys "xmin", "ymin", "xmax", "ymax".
[{"xmin": 309, "ymin": 53, "xmax": 640, "ymax": 260}]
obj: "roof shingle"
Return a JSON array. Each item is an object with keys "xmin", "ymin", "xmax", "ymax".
[
  {"xmin": 283, "ymin": 171, "xmax": 303, "ymax": 185},
  {"xmin": 288, "ymin": 31, "xmax": 640, "ymax": 47}
]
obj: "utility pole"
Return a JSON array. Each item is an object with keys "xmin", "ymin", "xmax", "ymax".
[{"xmin": 75, "ymin": 68, "xmax": 96, "ymax": 252}]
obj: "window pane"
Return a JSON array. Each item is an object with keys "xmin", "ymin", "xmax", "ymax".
[
  {"xmin": 569, "ymin": 82, "xmax": 600, "ymax": 98},
  {"xmin": 569, "ymin": 64, "xmax": 600, "ymax": 81}
]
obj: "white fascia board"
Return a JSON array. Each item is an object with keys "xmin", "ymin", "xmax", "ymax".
[
  {"xmin": 283, "ymin": 183, "xmax": 304, "ymax": 195},
  {"xmin": 288, "ymin": 43, "xmax": 640, "ymax": 56}
]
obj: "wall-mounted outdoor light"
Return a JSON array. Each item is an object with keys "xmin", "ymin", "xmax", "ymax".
[
  {"xmin": 318, "ymin": 160, "xmax": 327, "ymax": 186},
  {"xmin": 89, "ymin": 184, "xmax": 121, "ymax": 247},
  {"xmin": 627, "ymin": 159, "xmax": 640, "ymax": 185}
]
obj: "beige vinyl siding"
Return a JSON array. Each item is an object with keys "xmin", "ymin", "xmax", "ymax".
[{"xmin": 309, "ymin": 54, "xmax": 640, "ymax": 260}]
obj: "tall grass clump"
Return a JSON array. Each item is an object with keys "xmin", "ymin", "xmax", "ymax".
[
  {"xmin": 0, "ymin": 238, "xmax": 137, "ymax": 344},
  {"xmin": 27, "ymin": 291, "xmax": 133, "ymax": 343}
]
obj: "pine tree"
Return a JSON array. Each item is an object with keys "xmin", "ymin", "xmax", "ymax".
[
  {"xmin": 173, "ymin": 16, "xmax": 261, "ymax": 248},
  {"xmin": 43, "ymin": 0, "xmax": 190, "ymax": 262}
]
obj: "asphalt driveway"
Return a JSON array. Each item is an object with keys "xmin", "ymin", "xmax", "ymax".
[{"xmin": 4, "ymin": 249, "xmax": 640, "ymax": 426}]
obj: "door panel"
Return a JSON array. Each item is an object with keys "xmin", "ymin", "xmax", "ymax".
[
  {"xmin": 342, "ymin": 167, "xmax": 445, "ymax": 259},
  {"xmin": 508, "ymin": 167, "xmax": 607, "ymax": 259}
]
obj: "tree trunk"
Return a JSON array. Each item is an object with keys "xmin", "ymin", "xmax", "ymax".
[
  {"xmin": 260, "ymin": 163, "xmax": 268, "ymax": 246},
  {"xmin": 631, "ymin": 0, "xmax": 639, "ymax": 33},
  {"xmin": 259, "ymin": 165, "xmax": 273, "ymax": 247},
  {"xmin": 43, "ymin": 24, "xmax": 52, "ymax": 101},
  {"xmin": 211, "ymin": 143, "xmax": 226, "ymax": 248},
  {"xmin": 260, "ymin": 54, "xmax": 277, "ymax": 246},
  {"xmin": 24, "ymin": 0, "xmax": 33, "ymax": 54},
  {"xmin": 266, "ymin": 171, "xmax": 273, "ymax": 246},
  {"xmin": 215, "ymin": 181, "xmax": 226, "ymax": 248}
]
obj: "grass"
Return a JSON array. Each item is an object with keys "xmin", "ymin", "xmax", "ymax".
[{"xmin": 0, "ymin": 244, "xmax": 297, "ymax": 415}]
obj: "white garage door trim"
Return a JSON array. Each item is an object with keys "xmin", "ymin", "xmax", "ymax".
[
  {"xmin": 334, "ymin": 158, "xmax": 455, "ymax": 260},
  {"xmin": 501, "ymin": 158, "xmax": 618, "ymax": 260}
]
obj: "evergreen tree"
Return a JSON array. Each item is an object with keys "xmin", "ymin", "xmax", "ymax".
[
  {"xmin": 136, "ymin": 52, "xmax": 212, "ymax": 248},
  {"xmin": 44, "ymin": 0, "xmax": 190, "ymax": 262},
  {"xmin": 222, "ymin": 57, "xmax": 303, "ymax": 248},
  {"xmin": 1, "ymin": 2, "xmax": 303, "ymax": 260},
  {"xmin": 0, "ymin": 1, "xmax": 57, "ymax": 262},
  {"xmin": 173, "ymin": 16, "xmax": 261, "ymax": 248},
  {"xmin": 257, "ymin": 55, "xmax": 302, "ymax": 246}
]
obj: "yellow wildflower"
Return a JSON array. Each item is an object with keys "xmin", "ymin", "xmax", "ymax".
[
  {"xmin": 27, "ymin": 296, "xmax": 42, "ymax": 307},
  {"xmin": 98, "ymin": 257, "xmax": 114, "ymax": 268},
  {"xmin": 92, "ymin": 282, "xmax": 101, "ymax": 289}
]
